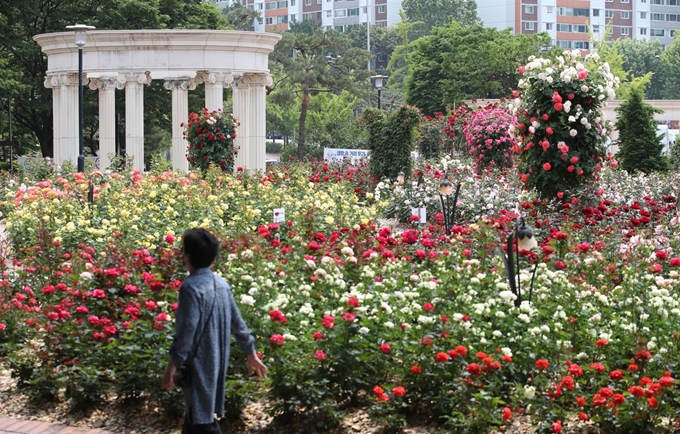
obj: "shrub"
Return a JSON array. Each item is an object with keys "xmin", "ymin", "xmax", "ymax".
[
  {"xmin": 363, "ymin": 105, "xmax": 421, "ymax": 182},
  {"xmin": 184, "ymin": 109, "xmax": 238, "ymax": 173},
  {"xmin": 463, "ymin": 102, "xmax": 517, "ymax": 172},
  {"xmin": 615, "ymin": 85, "xmax": 669, "ymax": 173},
  {"xmin": 512, "ymin": 50, "xmax": 619, "ymax": 199},
  {"xmin": 266, "ymin": 141, "xmax": 283, "ymax": 154},
  {"xmin": 416, "ymin": 112, "xmax": 448, "ymax": 159}
]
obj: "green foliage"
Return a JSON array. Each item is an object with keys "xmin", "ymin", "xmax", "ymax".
[
  {"xmin": 401, "ymin": 0, "xmax": 480, "ymax": 34},
  {"xmin": 405, "ymin": 24, "xmax": 552, "ymax": 114},
  {"xmin": 185, "ymin": 109, "xmax": 238, "ymax": 173},
  {"xmin": 660, "ymin": 33, "xmax": 680, "ymax": 99},
  {"xmin": 222, "ymin": 2, "xmax": 260, "ymax": 30},
  {"xmin": 280, "ymin": 142, "xmax": 323, "ymax": 161},
  {"xmin": 266, "ymin": 141, "xmax": 283, "ymax": 154},
  {"xmin": 268, "ymin": 21, "xmax": 372, "ymax": 159},
  {"xmin": 615, "ymin": 85, "xmax": 669, "ymax": 174},
  {"xmin": 416, "ymin": 113, "xmax": 448, "ymax": 159},
  {"xmin": 617, "ymin": 38, "xmax": 664, "ymax": 100},
  {"xmin": 670, "ymin": 139, "xmax": 680, "ymax": 171},
  {"xmin": 386, "ymin": 13, "xmax": 426, "ymax": 92},
  {"xmin": 363, "ymin": 105, "xmax": 420, "ymax": 181}
]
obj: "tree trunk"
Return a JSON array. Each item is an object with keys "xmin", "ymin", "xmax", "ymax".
[{"xmin": 297, "ymin": 90, "xmax": 310, "ymax": 160}]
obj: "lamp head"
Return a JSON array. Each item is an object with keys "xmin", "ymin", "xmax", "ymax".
[
  {"xmin": 370, "ymin": 74, "xmax": 388, "ymax": 90},
  {"xmin": 439, "ymin": 180, "xmax": 453, "ymax": 196},
  {"xmin": 66, "ymin": 24, "xmax": 96, "ymax": 47},
  {"xmin": 516, "ymin": 217, "xmax": 538, "ymax": 250}
]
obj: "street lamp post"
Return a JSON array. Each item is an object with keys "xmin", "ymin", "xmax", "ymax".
[
  {"xmin": 66, "ymin": 24, "xmax": 96, "ymax": 173},
  {"xmin": 370, "ymin": 74, "xmax": 388, "ymax": 110}
]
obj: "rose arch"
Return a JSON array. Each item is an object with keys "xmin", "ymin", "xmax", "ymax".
[{"xmin": 34, "ymin": 30, "xmax": 282, "ymax": 172}]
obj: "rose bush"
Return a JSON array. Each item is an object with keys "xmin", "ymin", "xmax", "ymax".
[
  {"xmin": 1, "ymin": 158, "xmax": 680, "ymax": 432},
  {"xmin": 184, "ymin": 109, "xmax": 239, "ymax": 173},
  {"xmin": 462, "ymin": 101, "xmax": 517, "ymax": 172},
  {"xmin": 511, "ymin": 50, "xmax": 620, "ymax": 200}
]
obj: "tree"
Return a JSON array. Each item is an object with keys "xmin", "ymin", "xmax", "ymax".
[
  {"xmin": 268, "ymin": 21, "xmax": 371, "ymax": 159},
  {"xmin": 404, "ymin": 23, "xmax": 551, "ymax": 114},
  {"xmin": 223, "ymin": 2, "xmax": 261, "ymax": 31},
  {"xmin": 0, "ymin": 0, "xmax": 226, "ymax": 159},
  {"xmin": 617, "ymin": 38, "xmax": 664, "ymax": 99},
  {"xmin": 401, "ymin": 0, "xmax": 480, "ymax": 35},
  {"xmin": 661, "ymin": 34, "xmax": 680, "ymax": 99},
  {"xmin": 385, "ymin": 14, "xmax": 425, "ymax": 92},
  {"xmin": 615, "ymin": 84, "xmax": 669, "ymax": 174}
]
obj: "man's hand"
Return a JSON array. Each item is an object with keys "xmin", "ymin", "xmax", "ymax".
[
  {"xmin": 247, "ymin": 352, "xmax": 268, "ymax": 378},
  {"xmin": 162, "ymin": 359, "xmax": 176, "ymax": 390}
]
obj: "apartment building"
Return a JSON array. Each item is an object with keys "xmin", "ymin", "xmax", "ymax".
[
  {"xmin": 478, "ymin": 0, "xmax": 679, "ymax": 50},
  {"xmin": 209, "ymin": 0, "xmax": 401, "ymax": 33}
]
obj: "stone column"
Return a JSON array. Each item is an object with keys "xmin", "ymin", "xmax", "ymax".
[
  {"xmin": 244, "ymin": 73, "xmax": 271, "ymax": 172},
  {"xmin": 89, "ymin": 77, "xmax": 120, "ymax": 171},
  {"xmin": 232, "ymin": 75, "xmax": 251, "ymax": 171},
  {"xmin": 195, "ymin": 71, "xmax": 234, "ymax": 112},
  {"xmin": 164, "ymin": 78, "xmax": 196, "ymax": 172},
  {"xmin": 45, "ymin": 73, "xmax": 79, "ymax": 168},
  {"xmin": 44, "ymin": 75, "xmax": 62, "ymax": 163},
  {"xmin": 121, "ymin": 72, "xmax": 151, "ymax": 171}
]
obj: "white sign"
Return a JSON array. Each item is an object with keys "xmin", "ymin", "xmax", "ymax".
[
  {"xmin": 411, "ymin": 207, "xmax": 427, "ymax": 224},
  {"xmin": 273, "ymin": 208, "xmax": 285, "ymax": 223},
  {"xmin": 323, "ymin": 148, "xmax": 370, "ymax": 162}
]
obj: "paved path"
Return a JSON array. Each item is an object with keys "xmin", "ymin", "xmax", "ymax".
[{"xmin": 0, "ymin": 418, "xmax": 116, "ymax": 434}]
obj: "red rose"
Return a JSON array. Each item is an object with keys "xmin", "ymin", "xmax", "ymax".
[
  {"xmin": 392, "ymin": 386, "xmax": 406, "ymax": 397},
  {"xmin": 543, "ymin": 162, "xmax": 551, "ymax": 171},
  {"xmin": 535, "ymin": 359, "xmax": 550, "ymax": 370},
  {"xmin": 546, "ymin": 127, "xmax": 554, "ymax": 135},
  {"xmin": 379, "ymin": 343, "xmax": 391, "ymax": 354}
]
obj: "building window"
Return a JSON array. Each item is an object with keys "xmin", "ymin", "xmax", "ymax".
[
  {"xmin": 524, "ymin": 21, "xmax": 535, "ymax": 30},
  {"xmin": 349, "ymin": 7, "xmax": 360, "ymax": 15},
  {"xmin": 317, "ymin": 0, "xmax": 321, "ymax": 4},
  {"xmin": 574, "ymin": 24, "xmax": 588, "ymax": 32},
  {"xmin": 557, "ymin": 40, "xmax": 571, "ymax": 48},
  {"xmin": 621, "ymin": 27, "xmax": 630, "ymax": 35},
  {"xmin": 651, "ymin": 28, "xmax": 665, "ymax": 36},
  {"xmin": 266, "ymin": 17, "xmax": 273, "ymax": 24},
  {"xmin": 546, "ymin": 6, "xmax": 553, "ymax": 13},
  {"xmin": 605, "ymin": 0, "xmax": 612, "ymax": 2},
  {"xmin": 573, "ymin": 41, "xmax": 590, "ymax": 49},
  {"xmin": 593, "ymin": 25, "xmax": 600, "ymax": 32},
  {"xmin": 621, "ymin": 11, "xmax": 630, "ymax": 19},
  {"xmin": 640, "ymin": 27, "xmax": 647, "ymax": 35},
  {"xmin": 257, "ymin": 17, "xmax": 263, "ymax": 24},
  {"xmin": 556, "ymin": 23, "xmax": 571, "ymax": 32},
  {"xmin": 651, "ymin": 13, "xmax": 664, "ymax": 20},
  {"xmin": 558, "ymin": 7, "xmax": 589, "ymax": 16},
  {"xmin": 641, "ymin": 12, "xmax": 647, "ymax": 19},
  {"xmin": 622, "ymin": 0, "xmax": 629, "ymax": 3},
  {"xmin": 335, "ymin": 25, "xmax": 344, "ymax": 31},
  {"xmin": 672, "ymin": 29, "xmax": 676, "ymax": 37},
  {"xmin": 593, "ymin": 8, "xmax": 599, "ymax": 16},
  {"xmin": 278, "ymin": 1, "xmax": 288, "ymax": 7},
  {"xmin": 651, "ymin": 0, "xmax": 662, "ymax": 4},
  {"xmin": 546, "ymin": 22, "xmax": 553, "ymax": 30},
  {"xmin": 524, "ymin": 5, "xmax": 534, "ymax": 14},
  {"xmin": 325, "ymin": 10, "xmax": 331, "ymax": 17},
  {"xmin": 377, "ymin": 5, "xmax": 385, "ymax": 13},
  {"xmin": 277, "ymin": 15, "xmax": 288, "ymax": 23},
  {"xmin": 335, "ymin": 9, "xmax": 346, "ymax": 16},
  {"xmin": 303, "ymin": 12, "xmax": 312, "ymax": 19},
  {"xmin": 290, "ymin": 14, "xmax": 297, "ymax": 21},
  {"xmin": 669, "ymin": 14, "xmax": 679, "ymax": 21},
  {"xmin": 305, "ymin": 0, "xmax": 311, "ymax": 5},
  {"xmin": 608, "ymin": 26, "xmax": 613, "ymax": 34},
  {"xmin": 605, "ymin": 10, "xmax": 613, "ymax": 18},
  {"xmin": 669, "ymin": 0, "xmax": 679, "ymax": 5},
  {"xmin": 291, "ymin": 0, "xmax": 295, "ymax": 5}
]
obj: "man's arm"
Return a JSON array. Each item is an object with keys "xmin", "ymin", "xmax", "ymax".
[
  {"xmin": 227, "ymin": 286, "xmax": 267, "ymax": 377},
  {"xmin": 164, "ymin": 282, "xmax": 201, "ymax": 389}
]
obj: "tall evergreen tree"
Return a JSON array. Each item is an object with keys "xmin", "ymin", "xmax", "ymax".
[{"xmin": 615, "ymin": 84, "xmax": 669, "ymax": 173}]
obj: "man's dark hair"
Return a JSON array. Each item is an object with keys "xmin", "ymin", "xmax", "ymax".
[{"xmin": 182, "ymin": 228, "xmax": 220, "ymax": 269}]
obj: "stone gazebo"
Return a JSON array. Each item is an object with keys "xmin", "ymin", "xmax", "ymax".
[{"xmin": 33, "ymin": 30, "xmax": 282, "ymax": 172}]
